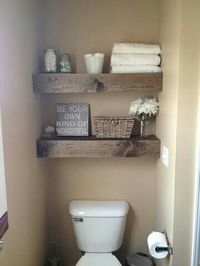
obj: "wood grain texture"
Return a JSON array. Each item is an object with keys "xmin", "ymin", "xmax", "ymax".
[
  {"xmin": 33, "ymin": 73, "xmax": 163, "ymax": 93},
  {"xmin": 37, "ymin": 136, "xmax": 160, "ymax": 158}
]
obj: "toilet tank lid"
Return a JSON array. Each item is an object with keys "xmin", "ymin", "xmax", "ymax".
[{"xmin": 69, "ymin": 200, "xmax": 129, "ymax": 217}]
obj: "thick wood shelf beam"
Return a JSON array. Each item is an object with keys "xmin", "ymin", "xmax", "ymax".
[
  {"xmin": 37, "ymin": 136, "xmax": 160, "ymax": 158},
  {"xmin": 33, "ymin": 73, "xmax": 162, "ymax": 94}
]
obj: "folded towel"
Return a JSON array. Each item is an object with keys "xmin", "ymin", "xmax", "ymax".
[
  {"xmin": 111, "ymin": 54, "xmax": 161, "ymax": 66},
  {"xmin": 112, "ymin": 43, "xmax": 161, "ymax": 55},
  {"xmin": 111, "ymin": 65, "xmax": 161, "ymax": 73}
]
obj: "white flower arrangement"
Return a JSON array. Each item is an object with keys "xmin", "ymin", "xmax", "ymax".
[{"xmin": 129, "ymin": 97, "xmax": 159, "ymax": 120}]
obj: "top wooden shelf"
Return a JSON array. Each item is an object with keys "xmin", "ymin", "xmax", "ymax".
[{"xmin": 33, "ymin": 72, "xmax": 163, "ymax": 94}]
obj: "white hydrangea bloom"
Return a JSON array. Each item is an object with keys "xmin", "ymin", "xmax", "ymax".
[{"xmin": 129, "ymin": 97, "xmax": 159, "ymax": 120}]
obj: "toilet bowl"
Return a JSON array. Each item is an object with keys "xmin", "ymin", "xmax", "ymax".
[{"xmin": 69, "ymin": 200, "xmax": 129, "ymax": 266}]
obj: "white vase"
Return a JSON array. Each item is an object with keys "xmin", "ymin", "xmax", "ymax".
[{"xmin": 84, "ymin": 53, "xmax": 104, "ymax": 74}]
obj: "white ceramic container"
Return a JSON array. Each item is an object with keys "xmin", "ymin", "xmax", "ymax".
[{"xmin": 84, "ymin": 53, "xmax": 105, "ymax": 74}]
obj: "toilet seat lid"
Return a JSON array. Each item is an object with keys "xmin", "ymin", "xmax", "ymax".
[{"xmin": 76, "ymin": 253, "xmax": 121, "ymax": 266}]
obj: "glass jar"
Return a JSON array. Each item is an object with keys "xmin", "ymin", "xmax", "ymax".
[
  {"xmin": 140, "ymin": 118, "xmax": 152, "ymax": 137},
  {"xmin": 59, "ymin": 54, "xmax": 72, "ymax": 73},
  {"xmin": 44, "ymin": 49, "xmax": 57, "ymax": 73}
]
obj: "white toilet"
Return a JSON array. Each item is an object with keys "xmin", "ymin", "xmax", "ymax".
[{"xmin": 69, "ymin": 200, "xmax": 129, "ymax": 266}]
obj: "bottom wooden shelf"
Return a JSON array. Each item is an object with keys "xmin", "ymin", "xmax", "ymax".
[{"xmin": 37, "ymin": 136, "xmax": 160, "ymax": 158}]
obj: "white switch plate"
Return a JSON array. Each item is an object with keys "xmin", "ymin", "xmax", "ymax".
[{"xmin": 161, "ymin": 145, "xmax": 169, "ymax": 167}]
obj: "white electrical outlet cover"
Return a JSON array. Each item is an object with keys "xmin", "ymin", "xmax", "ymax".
[{"xmin": 162, "ymin": 145, "xmax": 169, "ymax": 167}]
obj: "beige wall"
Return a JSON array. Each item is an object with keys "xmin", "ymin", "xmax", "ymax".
[
  {"xmin": 173, "ymin": 0, "xmax": 200, "ymax": 265},
  {"xmin": 2, "ymin": 1, "xmax": 199, "ymax": 266},
  {"xmin": 156, "ymin": 0, "xmax": 200, "ymax": 265},
  {"xmin": 43, "ymin": 0, "xmax": 159, "ymax": 73},
  {"xmin": 155, "ymin": 0, "xmax": 181, "ymax": 265},
  {"xmin": 47, "ymin": 158, "xmax": 156, "ymax": 265},
  {"xmin": 42, "ymin": 1, "xmax": 159, "ymax": 265},
  {"xmin": 0, "ymin": 1, "xmax": 47, "ymax": 266}
]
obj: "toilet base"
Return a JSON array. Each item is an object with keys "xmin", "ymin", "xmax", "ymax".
[{"xmin": 76, "ymin": 253, "xmax": 121, "ymax": 266}]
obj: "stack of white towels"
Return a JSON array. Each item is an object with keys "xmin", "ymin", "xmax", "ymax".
[{"xmin": 110, "ymin": 43, "xmax": 161, "ymax": 73}]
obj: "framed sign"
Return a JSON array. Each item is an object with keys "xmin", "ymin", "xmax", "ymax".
[{"xmin": 56, "ymin": 103, "xmax": 89, "ymax": 136}]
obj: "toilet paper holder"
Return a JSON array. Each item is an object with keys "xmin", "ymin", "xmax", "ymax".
[
  {"xmin": 155, "ymin": 246, "xmax": 173, "ymax": 255},
  {"xmin": 156, "ymin": 230, "xmax": 173, "ymax": 255}
]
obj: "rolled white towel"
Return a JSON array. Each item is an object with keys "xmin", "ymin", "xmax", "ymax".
[
  {"xmin": 111, "ymin": 54, "xmax": 161, "ymax": 66},
  {"xmin": 112, "ymin": 43, "xmax": 161, "ymax": 55},
  {"xmin": 111, "ymin": 65, "xmax": 161, "ymax": 73}
]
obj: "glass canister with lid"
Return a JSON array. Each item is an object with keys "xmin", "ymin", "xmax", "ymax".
[
  {"xmin": 59, "ymin": 54, "xmax": 72, "ymax": 73},
  {"xmin": 44, "ymin": 49, "xmax": 57, "ymax": 73}
]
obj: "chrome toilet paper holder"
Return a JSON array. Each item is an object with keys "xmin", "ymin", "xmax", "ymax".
[
  {"xmin": 155, "ymin": 246, "xmax": 173, "ymax": 255},
  {"xmin": 156, "ymin": 230, "xmax": 173, "ymax": 255}
]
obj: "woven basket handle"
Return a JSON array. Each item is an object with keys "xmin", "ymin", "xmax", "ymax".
[{"xmin": 109, "ymin": 117, "xmax": 118, "ymax": 126}]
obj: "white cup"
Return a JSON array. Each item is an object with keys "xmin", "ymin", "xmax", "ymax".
[{"xmin": 85, "ymin": 53, "xmax": 104, "ymax": 74}]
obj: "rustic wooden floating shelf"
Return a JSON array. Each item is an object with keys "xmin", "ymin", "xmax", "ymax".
[
  {"xmin": 37, "ymin": 136, "xmax": 160, "ymax": 158},
  {"xmin": 33, "ymin": 72, "xmax": 163, "ymax": 94}
]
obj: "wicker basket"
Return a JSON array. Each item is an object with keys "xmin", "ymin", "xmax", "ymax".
[{"xmin": 93, "ymin": 116, "xmax": 134, "ymax": 138}]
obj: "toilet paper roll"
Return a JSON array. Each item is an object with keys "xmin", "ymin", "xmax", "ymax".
[{"xmin": 147, "ymin": 231, "xmax": 168, "ymax": 259}]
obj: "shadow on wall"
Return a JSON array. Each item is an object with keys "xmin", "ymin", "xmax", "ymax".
[{"xmin": 116, "ymin": 206, "xmax": 136, "ymax": 262}]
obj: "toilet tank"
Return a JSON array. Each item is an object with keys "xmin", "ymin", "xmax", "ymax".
[{"xmin": 69, "ymin": 200, "xmax": 129, "ymax": 253}]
